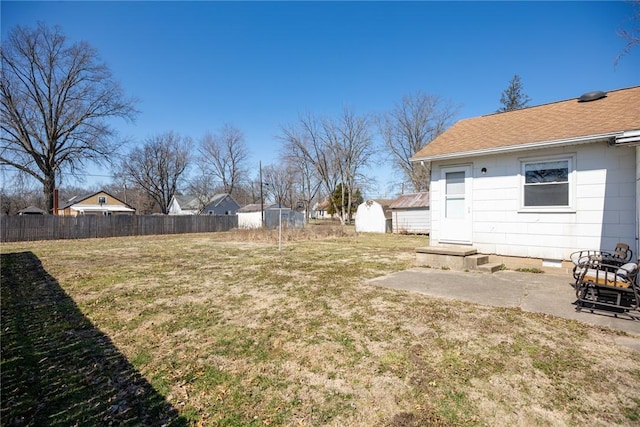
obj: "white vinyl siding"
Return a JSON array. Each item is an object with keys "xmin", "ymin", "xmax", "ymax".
[
  {"xmin": 429, "ymin": 141, "xmax": 636, "ymax": 260},
  {"xmin": 392, "ymin": 209, "xmax": 430, "ymax": 234}
]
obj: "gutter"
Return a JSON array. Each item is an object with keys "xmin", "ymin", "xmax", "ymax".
[
  {"xmin": 613, "ymin": 130, "xmax": 640, "ymax": 146},
  {"xmin": 410, "ymin": 132, "xmax": 623, "ymax": 163}
]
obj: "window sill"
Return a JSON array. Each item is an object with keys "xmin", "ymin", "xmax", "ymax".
[{"xmin": 518, "ymin": 207, "xmax": 576, "ymax": 214}]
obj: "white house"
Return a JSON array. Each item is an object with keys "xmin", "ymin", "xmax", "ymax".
[
  {"xmin": 169, "ymin": 194, "xmax": 240, "ymax": 216},
  {"xmin": 355, "ymin": 200, "xmax": 392, "ymax": 233},
  {"xmin": 312, "ymin": 200, "xmax": 328, "ymax": 219},
  {"xmin": 168, "ymin": 195, "xmax": 200, "ymax": 215},
  {"xmin": 411, "ymin": 86, "xmax": 640, "ymax": 266},
  {"xmin": 389, "ymin": 192, "xmax": 430, "ymax": 234},
  {"xmin": 312, "ymin": 200, "xmax": 338, "ymax": 220}
]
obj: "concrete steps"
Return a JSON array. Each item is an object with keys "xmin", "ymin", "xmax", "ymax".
[
  {"xmin": 464, "ymin": 254, "xmax": 504, "ymax": 273},
  {"xmin": 476, "ymin": 262, "xmax": 505, "ymax": 273},
  {"xmin": 416, "ymin": 246, "xmax": 503, "ymax": 273}
]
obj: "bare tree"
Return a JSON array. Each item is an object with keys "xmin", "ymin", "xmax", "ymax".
[
  {"xmin": 0, "ymin": 23, "xmax": 137, "ymax": 213},
  {"xmin": 378, "ymin": 91, "xmax": 458, "ymax": 192},
  {"xmin": 198, "ymin": 124, "xmax": 250, "ymax": 196},
  {"xmin": 120, "ymin": 132, "xmax": 191, "ymax": 214},
  {"xmin": 282, "ymin": 113, "xmax": 340, "ymax": 204},
  {"xmin": 262, "ymin": 163, "xmax": 293, "ymax": 206},
  {"xmin": 279, "ymin": 108, "xmax": 375, "ymax": 224},
  {"xmin": 281, "ymin": 144, "xmax": 322, "ymax": 221},
  {"xmin": 230, "ymin": 178, "xmax": 261, "ymax": 207},
  {"xmin": 103, "ymin": 179, "xmax": 161, "ymax": 214},
  {"xmin": 186, "ymin": 164, "xmax": 223, "ymax": 210},
  {"xmin": 615, "ymin": 0, "xmax": 640, "ymax": 66},
  {"xmin": 333, "ymin": 108, "xmax": 376, "ymax": 222},
  {"xmin": 280, "ymin": 115, "xmax": 340, "ymax": 222},
  {"xmin": 0, "ymin": 172, "xmax": 44, "ymax": 215}
]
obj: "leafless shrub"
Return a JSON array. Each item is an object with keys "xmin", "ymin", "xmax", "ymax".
[{"xmin": 228, "ymin": 224, "xmax": 356, "ymax": 243}]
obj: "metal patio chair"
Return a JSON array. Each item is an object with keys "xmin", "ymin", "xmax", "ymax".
[
  {"xmin": 570, "ymin": 243, "xmax": 633, "ymax": 287},
  {"xmin": 574, "ymin": 256, "xmax": 639, "ymax": 316}
]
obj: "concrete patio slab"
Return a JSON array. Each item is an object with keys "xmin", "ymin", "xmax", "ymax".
[{"xmin": 367, "ymin": 267, "xmax": 640, "ymax": 349}]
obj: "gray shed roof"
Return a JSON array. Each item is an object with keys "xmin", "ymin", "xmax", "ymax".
[
  {"xmin": 207, "ymin": 193, "xmax": 229, "ymax": 207},
  {"xmin": 173, "ymin": 195, "xmax": 200, "ymax": 210},
  {"xmin": 238, "ymin": 203, "xmax": 263, "ymax": 213},
  {"xmin": 389, "ymin": 192, "xmax": 430, "ymax": 209},
  {"xmin": 238, "ymin": 203, "xmax": 288, "ymax": 213}
]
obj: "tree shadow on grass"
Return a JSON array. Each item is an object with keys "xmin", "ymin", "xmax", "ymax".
[{"xmin": 1, "ymin": 252, "xmax": 187, "ymax": 426}]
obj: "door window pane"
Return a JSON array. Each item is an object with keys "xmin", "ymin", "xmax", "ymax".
[
  {"xmin": 446, "ymin": 171, "xmax": 465, "ymax": 194},
  {"xmin": 445, "ymin": 171, "xmax": 465, "ymax": 219},
  {"xmin": 446, "ymin": 197, "xmax": 465, "ymax": 219}
]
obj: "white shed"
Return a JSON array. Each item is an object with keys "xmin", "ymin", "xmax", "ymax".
[
  {"xmin": 237, "ymin": 204, "xmax": 263, "ymax": 229},
  {"xmin": 237, "ymin": 203, "xmax": 305, "ymax": 229},
  {"xmin": 355, "ymin": 200, "xmax": 392, "ymax": 233},
  {"xmin": 389, "ymin": 192, "xmax": 430, "ymax": 234}
]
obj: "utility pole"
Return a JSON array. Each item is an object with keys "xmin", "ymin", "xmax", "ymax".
[{"xmin": 260, "ymin": 161, "xmax": 264, "ymax": 228}]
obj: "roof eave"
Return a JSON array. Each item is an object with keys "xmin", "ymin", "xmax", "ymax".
[
  {"xmin": 411, "ymin": 132, "xmax": 622, "ymax": 163},
  {"xmin": 70, "ymin": 205, "xmax": 135, "ymax": 212}
]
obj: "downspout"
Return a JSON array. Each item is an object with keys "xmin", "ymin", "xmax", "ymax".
[{"xmin": 636, "ymin": 146, "xmax": 640, "ymax": 259}]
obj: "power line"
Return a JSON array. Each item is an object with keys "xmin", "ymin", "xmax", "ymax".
[{"xmin": 67, "ymin": 173, "xmax": 115, "ymax": 178}]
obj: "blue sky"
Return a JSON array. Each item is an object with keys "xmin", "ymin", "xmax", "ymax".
[{"xmin": 2, "ymin": 1, "xmax": 639, "ymax": 197}]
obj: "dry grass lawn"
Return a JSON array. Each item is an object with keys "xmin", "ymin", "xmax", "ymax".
[{"xmin": 2, "ymin": 226, "xmax": 639, "ymax": 426}]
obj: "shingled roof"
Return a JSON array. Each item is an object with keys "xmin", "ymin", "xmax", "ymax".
[{"xmin": 411, "ymin": 86, "xmax": 640, "ymax": 161}]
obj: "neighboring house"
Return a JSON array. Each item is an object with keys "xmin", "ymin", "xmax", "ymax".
[
  {"xmin": 355, "ymin": 200, "xmax": 393, "ymax": 233},
  {"xmin": 411, "ymin": 86, "xmax": 640, "ymax": 265},
  {"xmin": 168, "ymin": 194, "xmax": 240, "ymax": 215},
  {"xmin": 237, "ymin": 203, "xmax": 304, "ymax": 229},
  {"xmin": 18, "ymin": 206, "xmax": 47, "ymax": 215},
  {"xmin": 201, "ymin": 193, "xmax": 240, "ymax": 215},
  {"xmin": 57, "ymin": 191, "xmax": 135, "ymax": 216},
  {"xmin": 389, "ymin": 192, "xmax": 430, "ymax": 234},
  {"xmin": 312, "ymin": 200, "xmax": 333, "ymax": 219},
  {"xmin": 168, "ymin": 195, "xmax": 201, "ymax": 215}
]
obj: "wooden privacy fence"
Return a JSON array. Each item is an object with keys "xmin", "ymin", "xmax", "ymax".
[{"xmin": 0, "ymin": 215, "xmax": 238, "ymax": 242}]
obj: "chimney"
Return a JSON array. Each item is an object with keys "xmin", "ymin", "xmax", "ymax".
[{"xmin": 53, "ymin": 188, "xmax": 59, "ymax": 215}]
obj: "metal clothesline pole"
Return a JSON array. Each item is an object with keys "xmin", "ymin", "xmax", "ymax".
[{"xmin": 278, "ymin": 207, "xmax": 282, "ymax": 252}]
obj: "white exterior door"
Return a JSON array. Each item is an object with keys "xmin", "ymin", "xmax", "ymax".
[{"xmin": 440, "ymin": 165, "xmax": 472, "ymax": 243}]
